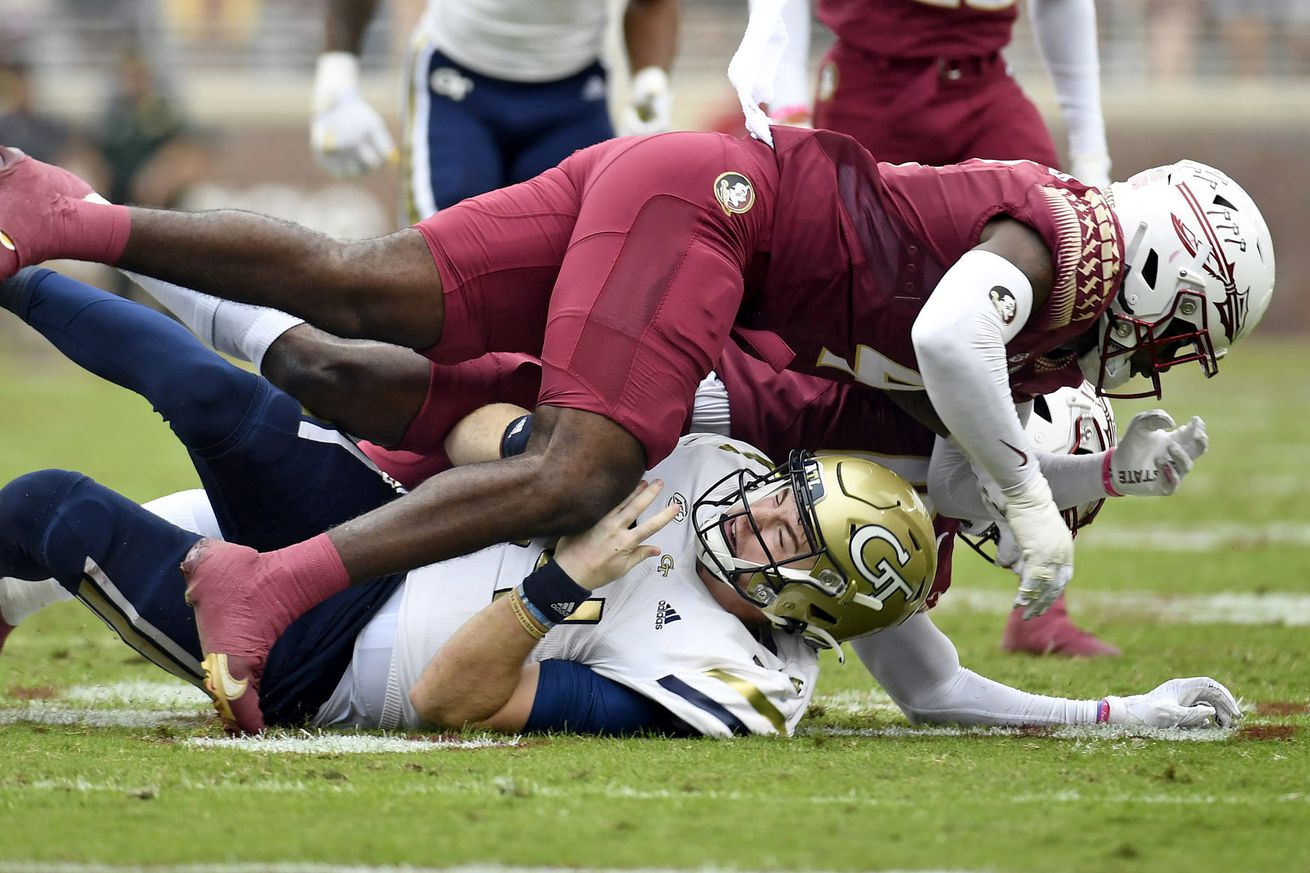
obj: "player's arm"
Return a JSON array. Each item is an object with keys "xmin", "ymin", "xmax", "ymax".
[
  {"xmin": 1028, "ymin": 0, "xmax": 1110, "ymax": 186},
  {"xmin": 619, "ymin": 0, "xmax": 680, "ymax": 135},
  {"xmin": 852, "ymin": 612, "xmax": 1241, "ymax": 729},
  {"xmin": 313, "ymin": 0, "xmax": 396, "ymax": 177},
  {"xmin": 766, "ymin": 0, "xmax": 814, "ymax": 125},
  {"xmin": 911, "ymin": 218, "xmax": 1071, "ymax": 615},
  {"xmin": 928, "ymin": 411, "xmax": 1210, "ymax": 522},
  {"xmin": 409, "ymin": 480, "xmax": 679, "ymax": 730}
]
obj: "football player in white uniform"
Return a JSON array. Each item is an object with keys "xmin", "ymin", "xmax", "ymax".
[
  {"xmin": 312, "ymin": 0, "xmax": 679, "ymax": 221},
  {"xmin": 0, "ymin": 268, "xmax": 1240, "ymax": 735}
]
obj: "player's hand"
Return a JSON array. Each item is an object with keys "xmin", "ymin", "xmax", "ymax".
[
  {"xmin": 618, "ymin": 67, "xmax": 672, "ymax": 136},
  {"xmin": 1107, "ymin": 411, "xmax": 1208, "ymax": 497},
  {"xmin": 1103, "ymin": 678, "xmax": 1242, "ymax": 729},
  {"xmin": 1070, "ymin": 151, "xmax": 1112, "ymax": 189},
  {"xmin": 1003, "ymin": 475, "xmax": 1073, "ymax": 619},
  {"xmin": 554, "ymin": 480, "xmax": 679, "ymax": 590},
  {"xmin": 311, "ymin": 52, "xmax": 397, "ymax": 178}
]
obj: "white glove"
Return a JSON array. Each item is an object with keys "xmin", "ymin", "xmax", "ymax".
[
  {"xmin": 618, "ymin": 67, "xmax": 673, "ymax": 136},
  {"xmin": 1003, "ymin": 474, "xmax": 1073, "ymax": 619},
  {"xmin": 1070, "ymin": 151, "xmax": 1112, "ymax": 189},
  {"xmin": 1107, "ymin": 411, "xmax": 1207, "ymax": 497},
  {"xmin": 311, "ymin": 51, "xmax": 397, "ymax": 178},
  {"xmin": 1103, "ymin": 677, "xmax": 1242, "ymax": 729}
]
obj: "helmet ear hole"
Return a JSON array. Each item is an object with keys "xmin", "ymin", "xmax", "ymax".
[
  {"xmin": 1141, "ymin": 249, "xmax": 1159, "ymax": 290},
  {"xmin": 808, "ymin": 604, "xmax": 838, "ymax": 625},
  {"xmin": 1032, "ymin": 394, "xmax": 1054, "ymax": 423}
]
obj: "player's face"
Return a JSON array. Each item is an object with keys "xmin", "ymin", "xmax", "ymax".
[{"xmin": 723, "ymin": 486, "xmax": 815, "ymax": 571}]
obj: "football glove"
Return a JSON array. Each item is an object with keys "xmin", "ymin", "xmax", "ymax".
[
  {"xmin": 1106, "ymin": 410, "xmax": 1207, "ymax": 497},
  {"xmin": 1003, "ymin": 474, "xmax": 1073, "ymax": 619},
  {"xmin": 617, "ymin": 67, "xmax": 672, "ymax": 136},
  {"xmin": 1102, "ymin": 677, "xmax": 1242, "ymax": 729},
  {"xmin": 311, "ymin": 51, "xmax": 397, "ymax": 178}
]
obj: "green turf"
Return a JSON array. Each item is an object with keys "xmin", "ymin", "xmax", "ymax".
[{"xmin": 0, "ymin": 330, "xmax": 1306, "ymax": 872}]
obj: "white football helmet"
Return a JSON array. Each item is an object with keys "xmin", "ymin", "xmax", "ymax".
[
  {"xmin": 963, "ymin": 381, "xmax": 1116, "ymax": 563},
  {"xmin": 1082, "ymin": 161, "xmax": 1275, "ymax": 398}
]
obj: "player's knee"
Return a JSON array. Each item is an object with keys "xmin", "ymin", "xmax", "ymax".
[
  {"xmin": 0, "ymin": 470, "xmax": 81, "ymax": 572},
  {"xmin": 165, "ymin": 358, "xmax": 260, "ymax": 447}
]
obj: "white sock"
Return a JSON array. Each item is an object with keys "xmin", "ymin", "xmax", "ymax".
[
  {"xmin": 124, "ymin": 271, "xmax": 304, "ymax": 374},
  {"xmin": 0, "ymin": 577, "xmax": 74, "ymax": 626}
]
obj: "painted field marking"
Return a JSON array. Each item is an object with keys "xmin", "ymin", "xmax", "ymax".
[
  {"xmin": 936, "ymin": 590, "xmax": 1310, "ymax": 625},
  {"xmin": 1078, "ymin": 520, "xmax": 1310, "ymax": 551},
  {"xmin": 188, "ymin": 732, "xmax": 521, "ymax": 753}
]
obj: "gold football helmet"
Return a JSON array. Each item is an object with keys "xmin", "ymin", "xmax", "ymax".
[{"xmin": 693, "ymin": 450, "xmax": 937, "ymax": 650}]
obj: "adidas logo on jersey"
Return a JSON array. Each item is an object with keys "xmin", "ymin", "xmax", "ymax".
[{"xmin": 655, "ymin": 600, "xmax": 681, "ymax": 630}]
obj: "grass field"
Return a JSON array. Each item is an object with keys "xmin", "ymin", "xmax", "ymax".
[{"xmin": 0, "ymin": 327, "xmax": 1307, "ymax": 873}]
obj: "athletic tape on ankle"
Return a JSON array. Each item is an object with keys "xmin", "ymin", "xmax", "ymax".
[{"xmin": 517, "ymin": 560, "xmax": 589, "ymax": 626}]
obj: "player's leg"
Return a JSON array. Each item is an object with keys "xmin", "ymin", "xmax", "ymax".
[
  {"xmin": 506, "ymin": 63, "xmax": 614, "ymax": 184},
  {"xmin": 0, "ymin": 146, "xmax": 442, "ymax": 347},
  {"xmin": 0, "ymin": 267, "xmax": 401, "ymax": 550},
  {"xmin": 0, "ymin": 469, "xmax": 206, "ymax": 685},
  {"xmin": 404, "ymin": 47, "xmax": 505, "ymax": 222},
  {"xmin": 955, "ymin": 73, "xmax": 1061, "ymax": 169}
]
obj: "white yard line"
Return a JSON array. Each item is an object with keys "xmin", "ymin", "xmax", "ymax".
[
  {"xmin": 1077, "ymin": 520, "xmax": 1310, "ymax": 551},
  {"xmin": 937, "ymin": 589, "xmax": 1310, "ymax": 625},
  {"xmin": 188, "ymin": 732, "xmax": 521, "ymax": 753}
]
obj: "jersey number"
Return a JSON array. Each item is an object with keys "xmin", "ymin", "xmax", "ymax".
[{"xmin": 815, "ymin": 346, "xmax": 924, "ymax": 391}]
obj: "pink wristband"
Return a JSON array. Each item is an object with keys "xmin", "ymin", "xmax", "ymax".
[
  {"xmin": 1102, "ymin": 450, "xmax": 1123, "ymax": 498},
  {"xmin": 1096, "ymin": 698, "xmax": 1111, "ymax": 723}
]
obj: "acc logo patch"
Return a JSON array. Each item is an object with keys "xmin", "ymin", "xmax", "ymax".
[
  {"xmin": 667, "ymin": 492, "xmax": 688, "ymax": 523},
  {"xmin": 989, "ymin": 285, "xmax": 1018, "ymax": 325},
  {"xmin": 713, "ymin": 172, "xmax": 755, "ymax": 216}
]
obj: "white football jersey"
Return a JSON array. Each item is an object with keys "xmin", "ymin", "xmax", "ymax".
[
  {"xmin": 317, "ymin": 435, "xmax": 819, "ymax": 737},
  {"xmin": 420, "ymin": 0, "xmax": 610, "ymax": 83}
]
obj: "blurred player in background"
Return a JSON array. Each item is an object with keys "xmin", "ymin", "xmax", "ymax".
[
  {"xmin": 748, "ymin": 0, "xmax": 1112, "ymax": 654},
  {"xmin": 312, "ymin": 0, "xmax": 680, "ymax": 222},
  {"xmin": 765, "ymin": 0, "xmax": 1110, "ymax": 186},
  {"xmin": 0, "ymin": 267, "xmax": 1240, "ymax": 736}
]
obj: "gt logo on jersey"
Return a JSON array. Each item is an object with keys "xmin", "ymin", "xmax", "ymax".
[
  {"xmin": 849, "ymin": 525, "xmax": 922, "ymax": 602},
  {"xmin": 714, "ymin": 172, "xmax": 755, "ymax": 216}
]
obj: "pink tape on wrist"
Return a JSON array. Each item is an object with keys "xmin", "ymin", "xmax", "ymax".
[
  {"xmin": 65, "ymin": 200, "xmax": 132, "ymax": 266},
  {"xmin": 1102, "ymin": 450, "xmax": 1122, "ymax": 498},
  {"xmin": 1096, "ymin": 698, "xmax": 1111, "ymax": 723}
]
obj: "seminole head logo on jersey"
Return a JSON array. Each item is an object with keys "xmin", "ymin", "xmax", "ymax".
[{"xmin": 714, "ymin": 172, "xmax": 755, "ymax": 216}]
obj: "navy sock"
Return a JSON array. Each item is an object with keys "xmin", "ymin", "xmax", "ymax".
[{"xmin": 5, "ymin": 267, "xmax": 262, "ymax": 450}]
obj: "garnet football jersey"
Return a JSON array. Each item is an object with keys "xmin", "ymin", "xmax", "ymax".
[{"xmin": 818, "ymin": 0, "xmax": 1020, "ymax": 60}]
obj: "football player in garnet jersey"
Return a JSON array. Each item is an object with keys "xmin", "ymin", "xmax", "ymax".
[
  {"xmin": 0, "ymin": 267, "xmax": 1239, "ymax": 735},
  {"xmin": 0, "ymin": 125, "xmax": 1273, "ymax": 732},
  {"xmin": 742, "ymin": 0, "xmax": 1112, "ymax": 652}
]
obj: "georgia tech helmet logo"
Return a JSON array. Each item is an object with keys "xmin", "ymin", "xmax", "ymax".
[
  {"xmin": 849, "ymin": 524, "xmax": 920, "ymax": 601},
  {"xmin": 713, "ymin": 172, "xmax": 755, "ymax": 216}
]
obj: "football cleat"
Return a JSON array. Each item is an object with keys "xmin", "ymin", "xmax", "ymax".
[
  {"xmin": 1000, "ymin": 594, "xmax": 1120, "ymax": 658},
  {"xmin": 182, "ymin": 539, "xmax": 273, "ymax": 735}
]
